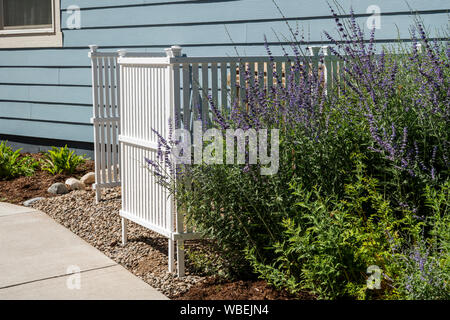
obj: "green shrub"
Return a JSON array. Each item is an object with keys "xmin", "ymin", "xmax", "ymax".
[
  {"xmin": 0, "ymin": 141, "xmax": 38, "ymax": 180},
  {"xmin": 392, "ymin": 241, "xmax": 450, "ymax": 300},
  {"xmin": 246, "ymin": 159, "xmax": 449, "ymax": 300},
  {"xmin": 147, "ymin": 13, "xmax": 449, "ymax": 299},
  {"xmin": 185, "ymin": 244, "xmax": 234, "ymax": 278},
  {"xmin": 41, "ymin": 145, "xmax": 87, "ymax": 175},
  {"xmin": 391, "ymin": 181, "xmax": 450, "ymax": 300},
  {"xmin": 244, "ymin": 157, "xmax": 395, "ymax": 299}
]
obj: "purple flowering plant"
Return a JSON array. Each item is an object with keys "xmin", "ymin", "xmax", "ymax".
[{"xmin": 144, "ymin": 5, "xmax": 449, "ymax": 299}]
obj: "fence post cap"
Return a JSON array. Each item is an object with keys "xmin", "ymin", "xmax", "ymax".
[
  {"xmin": 165, "ymin": 45, "xmax": 182, "ymax": 57},
  {"xmin": 117, "ymin": 49, "xmax": 127, "ymax": 57},
  {"xmin": 88, "ymin": 44, "xmax": 98, "ymax": 52}
]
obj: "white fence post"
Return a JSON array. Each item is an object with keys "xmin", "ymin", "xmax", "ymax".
[
  {"xmin": 88, "ymin": 45, "xmax": 101, "ymax": 203},
  {"xmin": 166, "ymin": 46, "xmax": 181, "ymax": 274},
  {"xmin": 118, "ymin": 49, "xmax": 128, "ymax": 246},
  {"xmin": 165, "ymin": 45, "xmax": 187, "ymax": 276}
]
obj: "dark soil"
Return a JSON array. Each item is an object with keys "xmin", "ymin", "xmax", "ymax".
[
  {"xmin": 0, "ymin": 153, "xmax": 94, "ymax": 204},
  {"xmin": 174, "ymin": 278, "xmax": 316, "ymax": 300}
]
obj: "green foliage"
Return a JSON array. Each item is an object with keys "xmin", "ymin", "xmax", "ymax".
[
  {"xmin": 177, "ymin": 163, "xmax": 283, "ymax": 276},
  {"xmin": 393, "ymin": 241, "xmax": 450, "ymax": 300},
  {"xmin": 391, "ymin": 181, "xmax": 450, "ymax": 300},
  {"xmin": 41, "ymin": 145, "xmax": 86, "ymax": 175},
  {"xmin": 0, "ymin": 141, "xmax": 38, "ymax": 180},
  {"xmin": 244, "ymin": 157, "xmax": 392, "ymax": 299},
  {"xmin": 245, "ymin": 159, "xmax": 449, "ymax": 299},
  {"xmin": 185, "ymin": 244, "xmax": 234, "ymax": 279},
  {"xmin": 151, "ymin": 20, "xmax": 449, "ymax": 299}
]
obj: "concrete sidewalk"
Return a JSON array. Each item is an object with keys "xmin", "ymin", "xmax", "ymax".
[{"xmin": 0, "ymin": 202, "xmax": 168, "ymax": 300}]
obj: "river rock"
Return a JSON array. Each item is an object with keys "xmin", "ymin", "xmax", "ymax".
[
  {"xmin": 23, "ymin": 197, "xmax": 45, "ymax": 207},
  {"xmin": 80, "ymin": 172, "xmax": 96, "ymax": 185},
  {"xmin": 65, "ymin": 178, "xmax": 85, "ymax": 190},
  {"xmin": 48, "ymin": 183, "xmax": 69, "ymax": 195}
]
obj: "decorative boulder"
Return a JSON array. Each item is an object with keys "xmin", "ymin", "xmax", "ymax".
[
  {"xmin": 23, "ymin": 197, "xmax": 45, "ymax": 207},
  {"xmin": 48, "ymin": 183, "xmax": 69, "ymax": 195},
  {"xmin": 80, "ymin": 172, "xmax": 95, "ymax": 185},
  {"xmin": 65, "ymin": 178, "xmax": 85, "ymax": 190}
]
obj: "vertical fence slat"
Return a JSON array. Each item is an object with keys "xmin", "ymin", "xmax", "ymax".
[
  {"xmin": 276, "ymin": 61, "xmax": 283, "ymax": 87},
  {"xmin": 192, "ymin": 63, "xmax": 200, "ymax": 122},
  {"xmin": 257, "ymin": 62, "xmax": 264, "ymax": 91},
  {"xmin": 248, "ymin": 62, "xmax": 255, "ymax": 88},
  {"xmin": 229, "ymin": 62, "xmax": 237, "ymax": 108},
  {"xmin": 239, "ymin": 62, "xmax": 245, "ymax": 106},
  {"xmin": 201, "ymin": 63, "xmax": 209, "ymax": 125},
  {"xmin": 109, "ymin": 57, "xmax": 118, "ymax": 182},
  {"xmin": 267, "ymin": 61, "xmax": 273, "ymax": 91},
  {"xmin": 211, "ymin": 62, "xmax": 218, "ymax": 119},
  {"xmin": 91, "ymin": 56, "xmax": 101, "ymax": 202},
  {"xmin": 220, "ymin": 62, "xmax": 227, "ymax": 113},
  {"xmin": 104, "ymin": 58, "xmax": 113, "ymax": 185},
  {"xmin": 97, "ymin": 57, "xmax": 106, "ymax": 185},
  {"xmin": 182, "ymin": 64, "xmax": 190, "ymax": 130},
  {"xmin": 173, "ymin": 63, "xmax": 181, "ymax": 129}
]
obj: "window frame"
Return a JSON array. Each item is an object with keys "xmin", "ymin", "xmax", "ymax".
[{"xmin": 0, "ymin": 0, "xmax": 62, "ymax": 48}]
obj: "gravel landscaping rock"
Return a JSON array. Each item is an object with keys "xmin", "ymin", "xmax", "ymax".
[
  {"xmin": 30, "ymin": 187, "xmax": 205, "ymax": 298},
  {"xmin": 47, "ymin": 182, "xmax": 69, "ymax": 195}
]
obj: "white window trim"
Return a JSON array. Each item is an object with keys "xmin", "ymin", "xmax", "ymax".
[{"xmin": 0, "ymin": 0, "xmax": 62, "ymax": 48}]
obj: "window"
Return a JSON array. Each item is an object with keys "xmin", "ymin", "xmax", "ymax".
[
  {"xmin": 0, "ymin": 0, "xmax": 62, "ymax": 48},
  {"xmin": 1, "ymin": 0, "xmax": 52, "ymax": 31}
]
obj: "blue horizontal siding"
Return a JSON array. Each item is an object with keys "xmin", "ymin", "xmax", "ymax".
[
  {"xmin": 0, "ymin": 84, "xmax": 91, "ymax": 105},
  {"xmin": 60, "ymin": 0, "xmax": 449, "ymax": 28},
  {"xmin": 60, "ymin": 0, "xmax": 448, "ymax": 15},
  {"xmin": 61, "ymin": 0, "xmax": 198, "ymax": 10},
  {"xmin": 0, "ymin": 101, "xmax": 92, "ymax": 123},
  {"xmin": 62, "ymin": 13, "xmax": 449, "ymax": 47},
  {"xmin": 0, "ymin": 47, "xmax": 174, "ymax": 66},
  {"xmin": 0, "ymin": 118, "xmax": 93, "ymax": 142},
  {"xmin": 0, "ymin": 49, "xmax": 92, "ymax": 66},
  {"xmin": 0, "ymin": 0, "xmax": 448, "ymax": 148}
]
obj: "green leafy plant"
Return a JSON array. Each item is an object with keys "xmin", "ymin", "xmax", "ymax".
[
  {"xmin": 0, "ymin": 141, "xmax": 38, "ymax": 180},
  {"xmin": 185, "ymin": 244, "xmax": 234, "ymax": 279},
  {"xmin": 41, "ymin": 145, "xmax": 87, "ymax": 175},
  {"xmin": 244, "ymin": 157, "xmax": 392, "ymax": 299},
  {"xmin": 391, "ymin": 181, "xmax": 450, "ymax": 300},
  {"xmin": 146, "ymin": 12, "xmax": 449, "ymax": 299}
]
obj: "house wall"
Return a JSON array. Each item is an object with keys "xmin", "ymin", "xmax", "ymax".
[{"xmin": 0, "ymin": 0, "xmax": 448, "ymax": 154}]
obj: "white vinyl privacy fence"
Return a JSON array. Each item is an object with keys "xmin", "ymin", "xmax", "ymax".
[{"xmin": 90, "ymin": 45, "xmax": 339, "ymax": 276}]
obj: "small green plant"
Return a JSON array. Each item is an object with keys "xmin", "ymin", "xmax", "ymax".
[
  {"xmin": 0, "ymin": 141, "xmax": 38, "ymax": 180},
  {"xmin": 185, "ymin": 246, "xmax": 232, "ymax": 278},
  {"xmin": 41, "ymin": 145, "xmax": 87, "ymax": 175},
  {"xmin": 393, "ymin": 241, "xmax": 450, "ymax": 300}
]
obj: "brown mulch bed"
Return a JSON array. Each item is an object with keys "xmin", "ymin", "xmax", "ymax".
[
  {"xmin": 0, "ymin": 152, "xmax": 94, "ymax": 204},
  {"xmin": 174, "ymin": 278, "xmax": 316, "ymax": 300}
]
